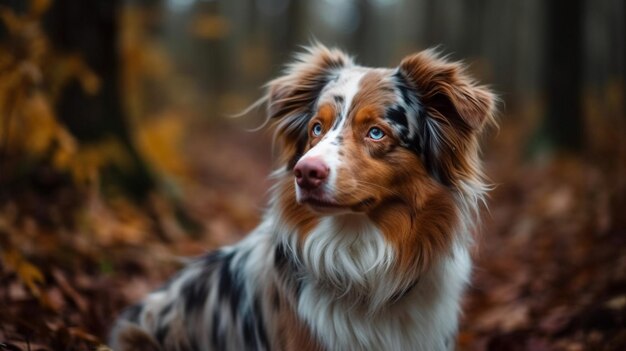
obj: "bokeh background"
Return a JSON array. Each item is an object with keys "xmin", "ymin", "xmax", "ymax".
[{"xmin": 0, "ymin": 0, "xmax": 624, "ymax": 350}]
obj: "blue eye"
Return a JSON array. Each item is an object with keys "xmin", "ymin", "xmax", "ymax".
[
  {"xmin": 312, "ymin": 123, "xmax": 323, "ymax": 137},
  {"xmin": 367, "ymin": 127, "xmax": 385, "ymax": 140}
]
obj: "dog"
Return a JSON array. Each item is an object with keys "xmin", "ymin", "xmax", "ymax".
[{"xmin": 109, "ymin": 44, "xmax": 495, "ymax": 351}]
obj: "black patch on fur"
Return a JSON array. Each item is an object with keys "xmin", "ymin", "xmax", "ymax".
[
  {"xmin": 331, "ymin": 113, "xmax": 344, "ymax": 131},
  {"xmin": 393, "ymin": 70, "xmax": 414, "ymax": 107},
  {"xmin": 203, "ymin": 250, "xmax": 224, "ymax": 266},
  {"xmin": 242, "ymin": 312, "xmax": 258, "ymax": 350},
  {"xmin": 217, "ymin": 252, "xmax": 235, "ymax": 299},
  {"xmin": 274, "ymin": 243, "xmax": 289, "ymax": 270},
  {"xmin": 217, "ymin": 252, "xmax": 244, "ymax": 319},
  {"xmin": 211, "ymin": 311, "xmax": 225, "ymax": 350},
  {"xmin": 179, "ymin": 251, "xmax": 228, "ymax": 314},
  {"xmin": 275, "ymin": 243, "xmax": 300, "ymax": 277},
  {"xmin": 287, "ymin": 134, "xmax": 309, "ymax": 170},
  {"xmin": 159, "ymin": 303, "xmax": 173, "ymax": 320},
  {"xmin": 253, "ymin": 298, "xmax": 269, "ymax": 349},
  {"xmin": 386, "ymin": 105, "xmax": 408, "ymax": 129},
  {"xmin": 275, "ymin": 243, "xmax": 305, "ymax": 300},
  {"xmin": 241, "ymin": 300, "xmax": 269, "ymax": 351},
  {"xmin": 123, "ymin": 303, "xmax": 143, "ymax": 323},
  {"xmin": 333, "ymin": 95, "xmax": 344, "ymax": 104},
  {"xmin": 415, "ymin": 108, "xmax": 452, "ymax": 185},
  {"xmin": 155, "ymin": 324, "xmax": 169, "ymax": 345},
  {"xmin": 272, "ymin": 290, "xmax": 281, "ymax": 311},
  {"xmin": 393, "ymin": 70, "xmax": 455, "ymax": 185},
  {"xmin": 295, "ymin": 278, "xmax": 304, "ymax": 298},
  {"xmin": 181, "ymin": 274, "xmax": 210, "ymax": 314}
]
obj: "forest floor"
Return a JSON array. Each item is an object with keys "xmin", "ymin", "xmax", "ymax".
[{"xmin": 0, "ymin": 117, "xmax": 624, "ymax": 351}]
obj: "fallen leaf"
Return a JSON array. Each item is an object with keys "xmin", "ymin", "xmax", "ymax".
[{"xmin": 2, "ymin": 249, "xmax": 44, "ymax": 298}]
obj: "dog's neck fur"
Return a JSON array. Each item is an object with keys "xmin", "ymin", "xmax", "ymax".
[
  {"xmin": 276, "ymin": 214, "xmax": 398, "ymax": 309},
  {"xmin": 265, "ymin": 203, "xmax": 470, "ymax": 351}
]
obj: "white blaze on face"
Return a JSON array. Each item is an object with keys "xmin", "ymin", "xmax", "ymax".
[{"xmin": 294, "ymin": 68, "xmax": 366, "ymax": 202}]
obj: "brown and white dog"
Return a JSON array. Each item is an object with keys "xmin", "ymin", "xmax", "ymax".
[{"xmin": 109, "ymin": 44, "xmax": 495, "ymax": 351}]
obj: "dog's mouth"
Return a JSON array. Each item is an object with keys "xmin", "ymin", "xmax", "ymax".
[{"xmin": 299, "ymin": 194, "xmax": 377, "ymax": 214}]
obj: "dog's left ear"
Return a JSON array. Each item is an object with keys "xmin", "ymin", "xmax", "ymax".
[
  {"xmin": 266, "ymin": 44, "xmax": 352, "ymax": 168},
  {"xmin": 397, "ymin": 49, "xmax": 496, "ymax": 186}
]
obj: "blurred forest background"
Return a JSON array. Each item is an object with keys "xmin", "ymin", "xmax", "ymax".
[{"xmin": 0, "ymin": 0, "xmax": 624, "ymax": 350}]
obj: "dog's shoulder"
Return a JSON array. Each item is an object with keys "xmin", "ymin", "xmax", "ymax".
[{"xmin": 109, "ymin": 230, "xmax": 276, "ymax": 351}]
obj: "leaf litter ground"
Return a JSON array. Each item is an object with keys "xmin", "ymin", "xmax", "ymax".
[{"xmin": 0, "ymin": 119, "xmax": 624, "ymax": 351}]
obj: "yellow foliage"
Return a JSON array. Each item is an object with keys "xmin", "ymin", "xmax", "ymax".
[
  {"xmin": 136, "ymin": 111, "xmax": 189, "ymax": 180},
  {"xmin": 120, "ymin": 9, "xmax": 172, "ymax": 80},
  {"xmin": 51, "ymin": 126, "xmax": 78, "ymax": 171},
  {"xmin": 0, "ymin": 8, "xmax": 25, "ymax": 35},
  {"xmin": 30, "ymin": 0, "xmax": 52, "ymax": 17},
  {"xmin": 0, "ymin": 7, "xmax": 63, "ymax": 157},
  {"xmin": 119, "ymin": 6, "xmax": 191, "ymax": 185},
  {"xmin": 22, "ymin": 93, "xmax": 57, "ymax": 154},
  {"xmin": 0, "ymin": 1, "xmax": 192, "ymax": 255},
  {"xmin": 0, "ymin": 4, "xmax": 119, "ymax": 188},
  {"xmin": 189, "ymin": 14, "xmax": 231, "ymax": 40},
  {"xmin": 120, "ymin": 6, "xmax": 174, "ymax": 122},
  {"xmin": 0, "ymin": 8, "xmax": 48, "ymax": 63},
  {"xmin": 23, "ymin": 92, "xmax": 78, "ymax": 158},
  {"xmin": 2, "ymin": 249, "xmax": 44, "ymax": 298},
  {"xmin": 48, "ymin": 54, "xmax": 101, "ymax": 100},
  {"xmin": 65, "ymin": 137, "xmax": 133, "ymax": 185}
]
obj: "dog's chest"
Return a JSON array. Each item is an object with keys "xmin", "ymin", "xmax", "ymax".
[{"xmin": 291, "ymin": 240, "xmax": 471, "ymax": 351}]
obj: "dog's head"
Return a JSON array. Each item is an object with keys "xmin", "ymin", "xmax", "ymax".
[
  {"xmin": 268, "ymin": 44, "xmax": 494, "ymax": 210},
  {"xmin": 267, "ymin": 44, "xmax": 495, "ymax": 286}
]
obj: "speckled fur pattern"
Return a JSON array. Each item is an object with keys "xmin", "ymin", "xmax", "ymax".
[{"xmin": 109, "ymin": 44, "xmax": 495, "ymax": 351}]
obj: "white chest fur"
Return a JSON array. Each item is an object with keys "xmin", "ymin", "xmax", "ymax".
[{"xmin": 289, "ymin": 215, "xmax": 471, "ymax": 351}]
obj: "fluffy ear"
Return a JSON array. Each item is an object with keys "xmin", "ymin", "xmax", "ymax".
[
  {"xmin": 397, "ymin": 49, "xmax": 496, "ymax": 188},
  {"xmin": 266, "ymin": 44, "xmax": 352, "ymax": 168}
]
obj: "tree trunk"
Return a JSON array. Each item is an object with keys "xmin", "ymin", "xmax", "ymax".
[
  {"xmin": 44, "ymin": 0, "xmax": 154, "ymax": 199},
  {"xmin": 543, "ymin": 0, "xmax": 583, "ymax": 151}
]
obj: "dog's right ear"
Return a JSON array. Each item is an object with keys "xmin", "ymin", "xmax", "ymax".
[
  {"xmin": 267, "ymin": 44, "xmax": 352, "ymax": 168},
  {"xmin": 396, "ymin": 49, "xmax": 496, "ymax": 188}
]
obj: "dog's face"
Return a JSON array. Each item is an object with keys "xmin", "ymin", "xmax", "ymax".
[
  {"xmin": 292, "ymin": 67, "xmax": 414, "ymax": 215},
  {"xmin": 268, "ymin": 45, "xmax": 494, "ymax": 277},
  {"xmin": 269, "ymin": 45, "xmax": 494, "ymax": 216}
]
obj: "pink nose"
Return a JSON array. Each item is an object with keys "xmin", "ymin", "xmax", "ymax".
[{"xmin": 294, "ymin": 157, "xmax": 329, "ymax": 190}]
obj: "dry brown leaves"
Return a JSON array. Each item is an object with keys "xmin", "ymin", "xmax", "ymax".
[{"xmin": 458, "ymin": 133, "xmax": 626, "ymax": 350}]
